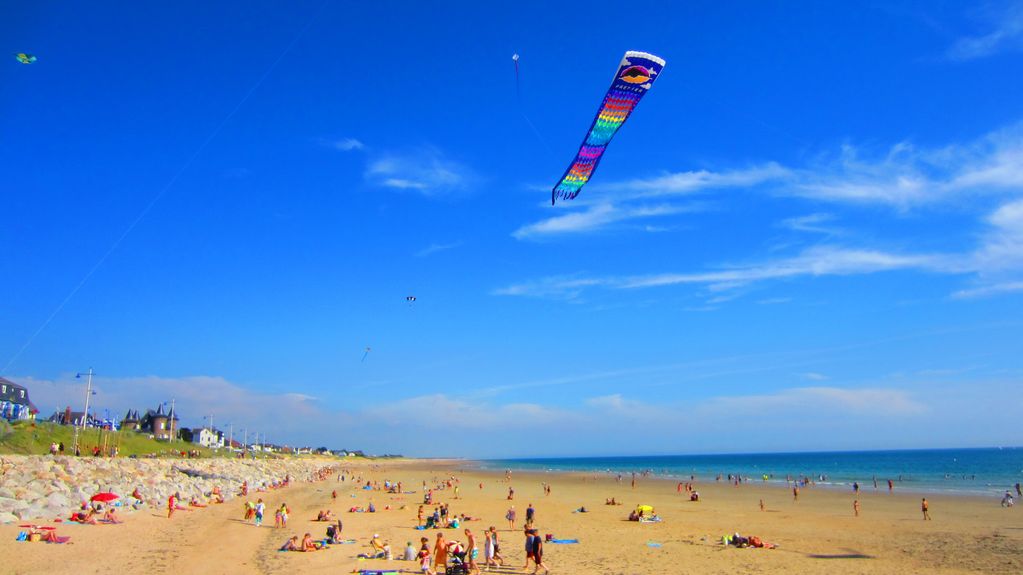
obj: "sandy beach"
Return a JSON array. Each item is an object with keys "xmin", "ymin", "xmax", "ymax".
[{"xmin": 2, "ymin": 458, "xmax": 1020, "ymax": 574}]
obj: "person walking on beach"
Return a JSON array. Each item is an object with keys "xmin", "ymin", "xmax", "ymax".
[
  {"xmin": 759, "ymin": 499, "xmax": 765, "ymax": 511},
  {"xmin": 490, "ymin": 526, "xmax": 503, "ymax": 566},
  {"xmin": 921, "ymin": 498, "xmax": 931, "ymax": 520},
  {"xmin": 522, "ymin": 528, "xmax": 535, "ymax": 571},
  {"xmin": 1016, "ymin": 482, "xmax": 1021, "ymax": 498},
  {"xmin": 464, "ymin": 528, "xmax": 480, "ymax": 574},
  {"xmin": 793, "ymin": 486, "xmax": 799, "ymax": 501},
  {"xmin": 888, "ymin": 479, "xmax": 894, "ymax": 493},
  {"xmin": 254, "ymin": 498, "xmax": 265, "ymax": 527},
  {"xmin": 530, "ymin": 529, "xmax": 549, "ymax": 575},
  {"xmin": 853, "ymin": 499, "xmax": 860, "ymax": 517},
  {"xmin": 433, "ymin": 532, "xmax": 448, "ymax": 573},
  {"xmin": 506, "ymin": 506, "xmax": 516, "ymax": 529},
  {"xmin": 525, "ymin": 503, "xmax": 535, "ymax": 527},
  {"xmin": 483, "ymin": 529, "xmax": 496, "ymax": 571}
]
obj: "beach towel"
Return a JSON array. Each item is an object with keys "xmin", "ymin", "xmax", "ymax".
[
  {"xmin": 639, "ymin": 516, "xmax": 662, "ymax": 523},
  {"xmin": 356, "ymin": 571, "xmax": 398, "ymax": 575},
  {"xmin": 646, "ymin": 541, "xmax": 662, "ymax": 548},
  {"xmin": 550, "ymin": 539, "xmax": 579, "ymax": 544},
  {"xmin": 48, "ymin": 535, "xmax": 71, "ymax": 544}
]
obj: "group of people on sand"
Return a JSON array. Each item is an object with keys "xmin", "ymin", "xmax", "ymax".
[
  {"xmin": 68, "ymin": 502, "xmax": 121, "ymax": 524},
  {"xmin": 280, "ymin": 532, "xmax": 324, "ymax": 552}
]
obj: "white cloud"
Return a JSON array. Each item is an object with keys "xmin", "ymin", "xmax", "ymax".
[
  {"xmin": 416, "ymin": 241, "xmax": 462, "ymax": 257},
  {"xmin": 792, "ymin": 125, "xmax": 1023, "ymax": 208},
  {"xmin": 366, "ymin": 148, "xmax": 474, "ymax": 196},
  {"xmin": 494, "ymin": 245, "xmax": 967, "ymax": 299},
  {"xmin": 512, "ymin": 203, "xmax": 694, "ymax": 239},
  {"xmin": 952, "ymin": 280, "xmax": 1023, "ymax": 298},
  {"xmin": 619, "ymin": 246, "xmax": 953, "ymax": 289},
  {"xmin": 801, "ymin": 372, "xmax": 829, "ymax": 381},
  {"xmin": 492, "ymin": 275, "xmax": 608, "ymax": 300},
  {"xmin": 947, "ymin": 3, "xmax": 1023, "ymax": 61},
  {"xmin": 702, "ymin": 386, "xmax": 928, "ymax": 417},
  {"xmin": 778, "ymin": 213, "xmax": 839, "ymax": 234},
  {"xmin": 606, "ymin": 163, "xmax": 790, "ymax": 198},
  {"xmin": 329, "ymin": 137, "xmax": 365, "ymax": 152}
]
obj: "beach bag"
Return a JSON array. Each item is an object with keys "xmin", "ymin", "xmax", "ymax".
[
  {"xmin": 28, "ymin": 532, "xmax": 42, "ymax": 542},
  {"xmin": 16, "ymin": 531, "xmax": 27, "ymax": 542},
  {"xmin": 545, "ymin": 534, "xmax": 553, "ymax": 542}
]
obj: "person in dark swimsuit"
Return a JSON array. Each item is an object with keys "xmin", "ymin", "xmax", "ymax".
[{"xmin": 530, "ymin": 529, "xmax": 548, "ymax": 575}]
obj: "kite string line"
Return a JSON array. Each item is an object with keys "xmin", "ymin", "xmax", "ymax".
[
  {"xmin": 513, "ymin": 58, "xmax": 555, "ymax": 157},
  {"xmin": 0, "ymin": 1, "xmax": 328, "ymax": 377}
]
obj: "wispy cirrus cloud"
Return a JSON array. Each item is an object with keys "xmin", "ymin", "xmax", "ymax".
[
  {"xmin": 791, "ymin": 127, "xmax": 1023, "ymax": 207},
  {"xmin": 416, "ymin": 241, "xmax": 462, "ymax": 257},
  {"xmin": 946, "ymin": 2, "xmax": 1023, "ymax": 61},
  {"xmin": 495, "ymin": 245, "xmax": 954, "ymax": 299},
  {"xmin": 366, "ymin": 148, "xmax": 475, "ymax": 196},
  {"xmin": 605, "ymin": 163, "xmax": 791, "ymax": 199},
  {"xmin": 778, "ymin": 213, "xmax": 840, "ymax": 235},
  {"xmin": 326, "ymin": 137, "xmax": 365, "ymax": 152},
  {"xmin": 701, "ymin": 386, "xmax": 928, "ymax": 417},
  {"xmin": 513, "ymin": 164, "xmax": 783, "ymax": 237},
  {"xmin": 512, "ymin": 203, "xmax": 699, "ymax": 239}
]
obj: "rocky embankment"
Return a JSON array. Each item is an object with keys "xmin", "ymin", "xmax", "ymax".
[{"xmin": 0, "ymin": 455, "xmax": 335, "ymax": 523}]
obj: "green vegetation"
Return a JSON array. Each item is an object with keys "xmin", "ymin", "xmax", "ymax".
[{"xmin": 0, "ymin": 420, "xmax": 220, "ymax": 457}]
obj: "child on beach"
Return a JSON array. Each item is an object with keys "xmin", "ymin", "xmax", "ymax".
[
  {"xmin": 418, "ymin": 545, "xmax": 435, "ymax": 575},
  {"xmin": 921, "ymin": 498, "xmax": 931, "ymax": 520}
]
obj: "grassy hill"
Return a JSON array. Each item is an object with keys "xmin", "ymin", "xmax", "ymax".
[{"xmin": 0, "ymin": 419, "xmax": 226, "ymax": 458}]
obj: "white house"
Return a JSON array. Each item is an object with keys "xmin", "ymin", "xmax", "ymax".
[{"xmin": 193, "ymin": 427, "xmax": 225, "ymax": 449}]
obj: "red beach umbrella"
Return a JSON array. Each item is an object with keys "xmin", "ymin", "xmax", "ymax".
[{"xmin": 90, "ymin": 492, "xmax": 119, "ymax": 503}]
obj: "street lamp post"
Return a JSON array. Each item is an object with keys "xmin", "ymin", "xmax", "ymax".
[{"xmin": 72, "ymin": 368, "xmax": 95, "ymax": 455}]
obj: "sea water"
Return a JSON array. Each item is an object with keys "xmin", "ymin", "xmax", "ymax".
[{"xmin": 482, "ymin": 448, "xmax": 1023, "ymax": 496}]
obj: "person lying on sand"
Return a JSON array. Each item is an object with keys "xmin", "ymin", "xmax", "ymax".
[
  {"xmin": 101, "ymin": 508, "xmax": 121, "ymax": 524},
  {"xmin": 70, "ymin": 505, "xmax": 99, "ymax": 524}
]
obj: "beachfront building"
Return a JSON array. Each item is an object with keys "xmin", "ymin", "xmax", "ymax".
[
  {"xmin": 137, "ymin": 404, "xmax": 180, "ymax": 441},
  {"xmin": 47, "ymin": 408, "xmax": 98, "ymax": 427},
  {"xmin": 0, "ymin": 377, "xmax": 39, "ymax": 421},
  {"xmin": 120, "ymin": 409, "xmax": 141, "ymax": 431},
  {"xmin": 192, "ymin": 427, "xmax": 225, "ymax": 449}
]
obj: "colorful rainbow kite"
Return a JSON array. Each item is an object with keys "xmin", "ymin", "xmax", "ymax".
[{"xmin": 552, "ymin": 51, "xmax": 666, "ymax": 204}]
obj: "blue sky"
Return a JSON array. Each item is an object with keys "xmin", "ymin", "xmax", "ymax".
[{"xmin": 2, "ymin": 1, "xmax": 1022, "ymax": 457}]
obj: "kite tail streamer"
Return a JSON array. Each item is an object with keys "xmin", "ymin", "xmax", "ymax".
[{"xmin": 551, "ymin": 51, "xmax": 666, "ymax": 204}]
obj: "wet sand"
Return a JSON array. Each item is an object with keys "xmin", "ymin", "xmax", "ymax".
[{"xmin": 3, "ymin": 458, "xmax": 1021, "ymax": 574}]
